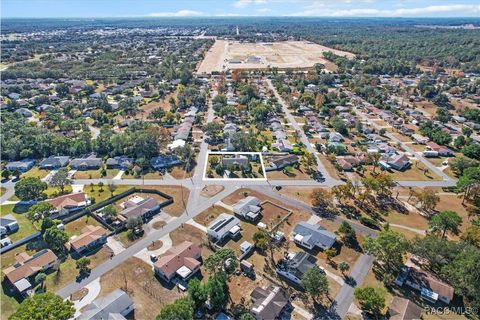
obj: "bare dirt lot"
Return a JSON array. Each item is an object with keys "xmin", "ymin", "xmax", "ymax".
[{"xmin": 197, "ymin": 40, "xmax": 355, "ymax": 74}]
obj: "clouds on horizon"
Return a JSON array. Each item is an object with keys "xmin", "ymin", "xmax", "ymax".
[{"xmin": 2, "ymin": 0, "xmax": 479, "ymax": 18}]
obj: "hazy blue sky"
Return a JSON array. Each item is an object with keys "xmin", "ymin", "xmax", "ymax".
[{"xmin": 2, "ymin": 0, "xmax": 480, "ymax": 18}]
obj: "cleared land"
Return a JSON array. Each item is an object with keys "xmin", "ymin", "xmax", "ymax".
[{"xmin": 197, "ymin": 40, "xmax": 355, "ymax": 74}]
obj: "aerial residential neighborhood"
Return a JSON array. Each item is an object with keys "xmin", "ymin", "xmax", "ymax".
[{"xmin": 0, "ymin": 1, "xmax": 479, "ymax": 320}]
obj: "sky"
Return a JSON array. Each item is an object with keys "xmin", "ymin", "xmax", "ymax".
[{"xmin": 2, "ymin": 0, "xmax": 480, "ymax": 18}]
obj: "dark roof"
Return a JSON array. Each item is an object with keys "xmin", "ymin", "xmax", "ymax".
[
  {"xmin": 150, "ymin": 155, "xmax": 181, "ymax": 169},
  {"xmin": 251, "ymin": 285, "xmax": 289, "ymax": 319},
  {"xmin": 39, "ymin": 156, "xmax": 69, "ymax": 168},
  {"xmin": 281, "ymin": 252, "xmax": 317, "ymax": 279},
  {"xmin": 269, "ymin": 155, "xmax": 299, "ymax": 168}
]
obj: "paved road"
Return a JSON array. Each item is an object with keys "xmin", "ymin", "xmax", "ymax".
[
  {"xmin": 0, "ymin": 180, "xmax": 15, "ymax": 203},
  {"xmin": 2, "ymin": 79, "xmax": 456, "ymax": 315},
  {"xmin": 267, "ymin": 79, "xmax": 338, "ymax": 185},
  {"xmin": 332, "ymin": 254, "xmax": 375, "ymax": 319},
  {"xmin": 251, "ymin": 186, "xmax": 378, "ymax": 238}
]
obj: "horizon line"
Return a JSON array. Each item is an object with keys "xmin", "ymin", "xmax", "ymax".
[{"xmin": 2, "ymin": 16, "xmax": 480, "ymax": 19}]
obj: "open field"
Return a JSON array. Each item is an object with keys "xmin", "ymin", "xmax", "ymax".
[
  {"xmin": 197, "ymin": 40, "xmax": 355, "ymax": 74},
  {"xmin": 99, "ymin": 257, "xmax": 184, "ymax": 320}
]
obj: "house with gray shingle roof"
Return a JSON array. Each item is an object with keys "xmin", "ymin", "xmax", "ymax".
[
  {"xmin": 77, "ymin": 289, "xmax": 134, "ymax": 320},
  {"xmin": 292, "ymin": 221, "xmax": 336, "ymax": 250},
  {"xmin": 233, "ymin": 196, "xmax": 262, "ymax": 221},
  {"xmin": 39, "ymin": 156, "xmax": 70, "ymax": 169}
]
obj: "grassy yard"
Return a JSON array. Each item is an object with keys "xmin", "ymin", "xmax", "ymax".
[
  {"xmin": 44, "ymin": 246, "xmax": 112, "ymax": 293},
  {"xmin": 0, "ymin": 187, "xmax": 6, "ymax": 196},
  {"xmin": 73, "ymin": 169, "xmax": 119, "ymax": 179},
  {"xmin": 115, "ymin": 230, "xmax": 144, "ymax": 248},
  {"xmin": 84, "ymin": 184, "xmax": 132, "ymax": 203},
  {"xmin": 64, "ymin": 215, "xmax": 102, "ymax": 238},
  {"xmin": 0, "ymin": 203, "xmax": 38, "ymax": 242},
  {"xmin": 21, "ymin": 167, "xmax": 49, "ymax": 179},
  {"xmin": 266, "ymin": 165, "xmax": 312, "ymax": 180}
]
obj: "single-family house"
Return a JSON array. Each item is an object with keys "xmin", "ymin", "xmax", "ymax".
[
  {"xmin": 250, "ymin": 285, "xmax": 290, "ymax": 320},
  {"xmin": 14, "ymin": 108, "xmax": 33, "ymax": 117},
  {"xmin": 154, "ymin": 241, "xmax": 202, "ymax": 282},
  {"xmin": 77, "ymin": 289, "xmax": 134, "ymax": 320},
  {"xmin": 46, "ymin": 192, "xmax": 89, "ymax": 217},
  {"xmin": 276, "ymin": 252, "xmax": 318, "ymax": 286},
  {"xmin": 396, "ymin": 256, "xmax": 454, "ymax": 304},
  {"xmin": 4, "ymin": 249, "xmax": 59, "ymax": 295},
  {"xmin": 292, "ymin": 222, "xmax": 336, "ymax": 250},
  {"xmin": 207, "ymin": 213, "xmax": 241, "ymax": 242},
  {"xmin": 106, "ymin": 156, "xmax": 134, "ymax": 170},
  {"xmin": 6, "ymin": 159, "xmax": 35, "ymax": 172},
  {"xmin": 221, "ymin": 155, "xmax": 249, "ymax": 169},
  {"xmin": 150, "ymin": 155, "xmax": 181, "ymax": 170},
  {"xmin": 120, "ymin": 197, "xmax": 160, "ymax": 221},
  {"xmin": 328, "ymin": 132, "xmax": 344, "ymax": 143},
  {"xmin": 267, "ymin": 155, "xmax": 299, "ymax": 171},
  {"xmin": 0, "ymin": 214, "xmax": 19, "ymax": 236},
  {"xmin": 272, "ymin": 139, "xmax": 293, "ymax": 153},
  {"xmin": 388, "ymin": 297, "xmax": 423, "ymax": 320},
  {"xmin": 385, "ymin": 154, "xmax": 411, "ymax": 171},
  {"xmin": 411, "ymin": 134, "xmax": 429, "ymax": 145},
  {"xmin": 70, "ymin": 155, "xmax": 102, "ymax": 170},
  {"xmin": 69, "ymin": 225, "xmax": 108, "ymax": 254},
  {"xmin": 38, "ymin": 156, "xmax": 70, "ymax": 169},
  {"xmin": 426, "ymin": 142, "xmax": 452, "ymax": 156},
  {"xmin": 233, "ymin": 196, "xmax": 262, "ymax": 221}
]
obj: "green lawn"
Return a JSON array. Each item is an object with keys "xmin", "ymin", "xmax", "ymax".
[
  {"xmin": 84, "ymin": 184, "xmax": 132, "ymax": 203},
  {"xmin": 0, "ymin": 187, "xmax": 6, "ymax": 197},
  {"xmin": 0, "ymin": 203, "xmax": 38, "ymax": 242},
  {"xmin": 20, "ymin": 167, "xmax": 49, "ymax": 179},
  {"xmin": 73, "ymin": 169, "xmax": 119, "ymax": 179}
]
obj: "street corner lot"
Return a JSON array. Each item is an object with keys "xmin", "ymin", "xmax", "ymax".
[
  {"xmin": 204, "ymin": 152, "xmax": 266, "ymax": 180},
  {"xmin": 197, "ymin": 40, "xmax": 355, "ymax": 74}
]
